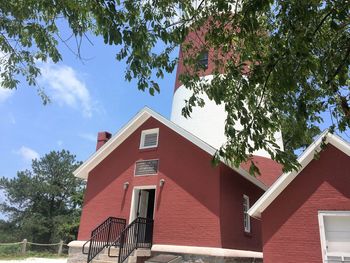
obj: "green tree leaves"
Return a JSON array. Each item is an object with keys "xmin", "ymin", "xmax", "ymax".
[
  {"xmin": 0, "ymin": 0, "xmax": 349, "ymax": 174},
  {"xmin": 0, "ymin": 150, "xmax": 85, "ymax": 243}
]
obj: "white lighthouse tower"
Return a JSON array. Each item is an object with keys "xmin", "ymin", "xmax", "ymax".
[{"xmin": 170, "ymin": 30, "xmax": 284, "ymax": 158}]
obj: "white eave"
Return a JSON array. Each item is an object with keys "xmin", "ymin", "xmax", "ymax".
[
  {"xmin": 248, "ymin": 131, "xmax": 350, "ymax": 219},
  {"xmin": 73, "ymin": 107, "xmax": 268, "ymax": 191}
]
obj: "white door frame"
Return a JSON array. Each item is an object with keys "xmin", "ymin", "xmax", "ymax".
[{"xmin": 129, "ymin": 185, "xmax": 157, "ymax": 223}]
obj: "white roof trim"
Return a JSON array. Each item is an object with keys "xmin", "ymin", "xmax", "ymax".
[
  {"xmin": 74, "ymin": 107, "xmax": 267, "ymax": 190},
  {"xmin": 248, "ymin": 131, "xmax": 350, "ymax": 219}
]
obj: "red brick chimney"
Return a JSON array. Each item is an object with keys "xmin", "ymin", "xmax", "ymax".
[{"xmin": 96, "ymin": 131, "xmax": 112, "ymax": 151}]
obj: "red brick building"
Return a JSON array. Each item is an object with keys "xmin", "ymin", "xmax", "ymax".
[
  {"xmin": 67, "ymin": 23, "xmax": 286, "ymax": 263},
  {"xmin": 70, "ymin": 108, "xmax": 283, "ymax": 263},
  {"xmin": 249, "ymin": 132, "xmax": 350, "ymax": 263}
]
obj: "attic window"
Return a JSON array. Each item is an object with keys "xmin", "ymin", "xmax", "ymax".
[
  {"xmin": 135, "ymin": 159, "xmax": 159, "ymax": 176},
  {"xmin": 198, "ymin": 51, "xmax": 209, "ymax": 69},
  {"xmin": 140, "ymin": 128, "xmax": 159, "ymax": 149}
]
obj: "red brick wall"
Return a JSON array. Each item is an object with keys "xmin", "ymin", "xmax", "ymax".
[
  {"xmin": 240, "ymin": 156, "xmax": 282, "ymax": 187},
  {"xmin": 174, "ymin": 29, "xmax": 216, "ymax": 91},
  {"xmin": 77, "ymin": 117, "xmax": 264, "ymax": 251},
  {"xmin": 220, "ymin": 164, "xmax": 264, "ymax": 251},
  {"xmin": 78, "ymin": 117, "xmax": 222, "ymax": 247},
  {"xmin": 174, "ymin": 23, "xmax": 247, "ymax": 92},
  {"xmin": 261, "ymin": 145, "xmax": 350, "ymax": 263}
]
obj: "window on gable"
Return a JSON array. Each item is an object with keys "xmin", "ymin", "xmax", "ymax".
[
  {"xmin": 318, "ymin": 211, "xmax": 350, "ymax": 263},
  {"xmin": 134, "ymin": 159, "xmax": 159, "ymax": 176},
  {"xmin": 243, "ymin": 195, "xmax": 251, "ymax": 233},
  {"xmin": 198, "ymin": 51, "xmax": 209, "ymax": 69},
  {"xmin": 140, "ymin": 128, "xmax": 159, "ymax": 149}
]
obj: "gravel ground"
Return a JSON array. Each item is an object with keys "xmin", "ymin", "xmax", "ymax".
[{"xmin": 0, "ymin": 258, "xmax": 67, "ymax": 263}]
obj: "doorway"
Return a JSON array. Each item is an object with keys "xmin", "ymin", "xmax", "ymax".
[
  {"xmin": 130, "ymin": 186, "xmax": 156, "ymax": 222},
  {"xmin": 129, "ymin": 186, "xmax": 156, "ymax": 244}
]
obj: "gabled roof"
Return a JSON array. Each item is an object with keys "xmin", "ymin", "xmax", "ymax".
[
  {"xmin": 248, "ymin": 131, "xmax": 350, "ymax": 219},
  {"xmin": 74, "ymin": 107, "xmax": 268, "ymax": 190},
  {"xmin": 241, "ymin": 156, "xmax": 283, "ymax": 187}
]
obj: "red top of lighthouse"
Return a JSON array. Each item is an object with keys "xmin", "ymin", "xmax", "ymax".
[{"xmin": 174, "ymin": 27, "xmax": 215, "ymax": 91}]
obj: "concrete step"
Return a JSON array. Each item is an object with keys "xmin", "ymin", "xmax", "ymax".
[
  {"xmin": 100, "ymin": 246, "xmax": 120, "ymax": 257},
  {"xmin": 92, "ymin": 259, "xmax": 117, "ymax": 263},
  {"xmin": 97, "ymin": 253, "xmax": 118, "ymax": 261},
  {"xmin": 93, "ymin": 247, "xmax": 151, "ymax": 263},
  {"xmin": 145, "ymin": 254, "xmax": 182, "ymax": 263},
  {"xmin": 134, "ymin": 248, "xmax": 151, "ymax": 257}
]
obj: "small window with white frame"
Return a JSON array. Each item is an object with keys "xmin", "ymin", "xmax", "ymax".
[
  {"xmin": 318, "ymin": 211, "xmax": 350, "ymax": 263},
  {"xmin": 140, "ymin": 128, "xmax": 159, "ymax": 149},
  {"xmin": 243, "ymin": 195, "xmax": 251, "ymax": 233}
]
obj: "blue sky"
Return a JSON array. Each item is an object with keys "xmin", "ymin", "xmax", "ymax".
[{"xmin": 0, "ymin": 28, "xmax": 177, "ymax": 182}]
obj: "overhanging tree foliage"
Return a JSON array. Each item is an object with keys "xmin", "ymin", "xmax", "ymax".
[
  {"xmin": 0, "ymin": 150, "xmax": 85, "ymax": 243},
  {"xmin": 0, "ymin": 0, "xmax": 349, "ymax": 173}
]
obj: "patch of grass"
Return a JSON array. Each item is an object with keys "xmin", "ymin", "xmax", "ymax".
[
  {"xmin": 0, "ymin": 245, "xmax": 67, "ymax": 260},
  {"xmin": 0, "ymin": 244, "xmax": 22, "ymax": 258}
]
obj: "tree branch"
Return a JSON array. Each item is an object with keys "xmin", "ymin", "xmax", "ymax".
[{"xmin": 326, "ymin": 43, "xmax": 350, "ymax": 86}]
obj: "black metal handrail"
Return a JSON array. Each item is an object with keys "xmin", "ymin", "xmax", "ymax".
[
  {"xmin": 82, "ymin": 217, "xmax": 126, "ymax": 263},
  {"xmin": 108, "ymin": 217, "xmax": 154, "ymax": 263}
]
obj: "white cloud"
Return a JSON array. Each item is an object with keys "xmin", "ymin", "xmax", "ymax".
[
  {"xmin": 57, "ymin": 140, "xmax": 63, "ymax": 147},
  {"xmin": 15, "ymin": 146, "xmax": 40, "ymax": 162},
  {"xmin": 39, "ymin": 62, "xmax": 94, "ymax": 118},
  {"xmin": 0, "ymin": 87, "xmax": 13, "ymax": 103},
  {"xmin": 79, "ymin": 133, "xmax": 97, "ymax": 142}
]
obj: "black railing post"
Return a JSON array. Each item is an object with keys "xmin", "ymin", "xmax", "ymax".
[
  {"xmin": 82, "ymin": 217, "xmax": 126, "ymax": 263},
  {"xmin": 118, "ymin": 231, "xmax": 126, "ymax": 263},
  {"xmin": 87, "ymin": 240, "xmax": 92, "ymax": 263},
  {"xmin": 111, "ymin": 217, "xmax": 154, "ymax": 263},
  {"xmin": 135, "ymin": 218, "xmax": 139, "ymax": 249},
  {"xmin": 106, "ymin": 218, "xmax": 112, "ymax": 246},
  {"xmin": 151, "ymin": 220, "xmax": 154, "ymax": 246}
]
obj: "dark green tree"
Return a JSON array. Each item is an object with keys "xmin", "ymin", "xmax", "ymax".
[
  {"xmin": 1, "ymin": 0, "xmax": 349, "ymax": 173},
  {"xmin": 0, "ymin": 150, "xmax": 85, "ymax": 243},
  {"xmin": 0, "ymin": 219, "xmax": 20, "ymax": 242}
]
